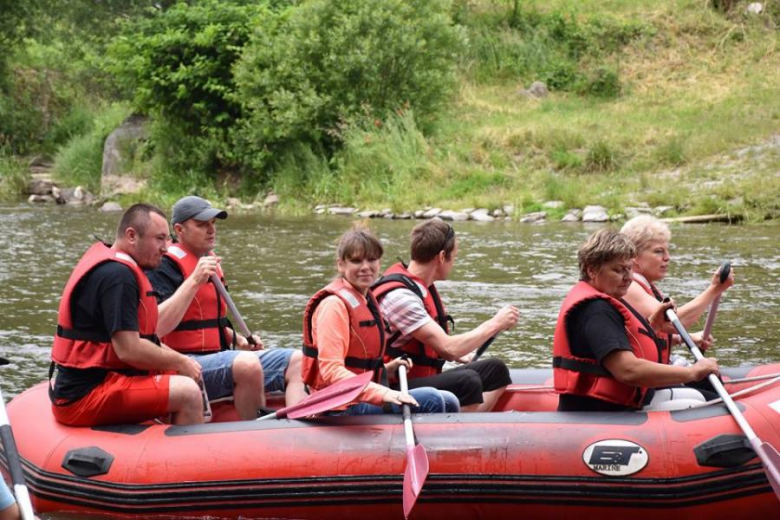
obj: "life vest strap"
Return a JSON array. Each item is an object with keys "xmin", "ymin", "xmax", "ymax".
[
  {"xmin": 552, "ymin": 356, "xmax": 611, "ymax": 377},
  {"xmin": 302, "ymin": 344, "xmax": 383, "ymax": 370},
  {"xmin": 56, "ymin": 325, "xmax": 110, "ymax": 343},
  {"xmin": 385, "ymin": 345, "xmax": 446, "ymax": 370},
  {"xmin": 173, "ymin": 317, "xmax": 230, "ymax": 332}
]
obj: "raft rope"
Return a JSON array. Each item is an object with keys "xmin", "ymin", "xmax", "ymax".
[
  {"xmin": 695, "ymin": 375, "xmax": 780, "ymax": 408},
  {"xmin": 723, "ymin": 373, "xmax": 780, "ymax": 385}
]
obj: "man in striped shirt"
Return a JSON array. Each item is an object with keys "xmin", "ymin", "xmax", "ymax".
[{"xmin": 373, "ymin": 219, "xmax": 519, "ymax": 412}]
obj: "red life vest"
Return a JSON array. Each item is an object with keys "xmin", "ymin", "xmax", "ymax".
[
  {"xmin": 371, "ymin": 263, "xmax": 452, "ymax": 379},
  {"xmin": 302, "ymin": 278, "xmax": 385, "ymax": 391},
  {"xmin": 161, "ymin": 244, "xmax": 229, "ymax": 354},
  {"xmin": 52, "ymin": 242, "xmax": 159, "ymax": 371},
  {"xmin": 552, "ymin": 281, "xmax": 664, "ymax": 409},
  {"xmin": 632, "ymin": 273, "xmax": 672, "ymax": 364}
]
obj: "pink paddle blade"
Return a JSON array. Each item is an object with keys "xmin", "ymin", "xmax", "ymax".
[
  {"xmin": 284, "ymin": 371, "xmax": 374, "ymax": 419},
  {"xmin": 402, "ymin": 443, "xmax": 429, "ymax": 519}
]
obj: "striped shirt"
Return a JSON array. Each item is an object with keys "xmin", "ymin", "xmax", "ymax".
[{"xmin": 378, "ymin": 285, "xmax": 432, "ymax": 349}]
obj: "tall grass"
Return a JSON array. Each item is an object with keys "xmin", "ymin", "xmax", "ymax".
[
  {"xmin": 0, "ymin": 156, "xmax": 29, "ymax": 200},
  {"xmin": 52, "ymin": 103, "xmax": 131, "ymax": 192}
]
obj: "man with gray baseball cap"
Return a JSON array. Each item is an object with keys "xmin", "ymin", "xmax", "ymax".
[
  {"xmin": 148, "ymin": 196, "xmax": 306, "ymax": 419},
  {"xmin": 170, "ymin": 196, "xmax": 228, "ymax": 227}
]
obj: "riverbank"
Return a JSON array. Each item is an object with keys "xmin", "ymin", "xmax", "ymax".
[{"xmin": 1, "ymin": 1, "xmax": 778, "ymax": 222}]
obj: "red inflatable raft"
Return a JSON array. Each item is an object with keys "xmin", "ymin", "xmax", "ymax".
[{"xmin": 3, "ymin": 365, "xmax": 780, "ymax": 519}]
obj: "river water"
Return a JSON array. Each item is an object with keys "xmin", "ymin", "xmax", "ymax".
[{"xmin": 1, "ymin": 202, "xmax": 778, "ymax": 398}]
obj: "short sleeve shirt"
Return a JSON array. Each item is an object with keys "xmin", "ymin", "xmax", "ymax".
[
  {"xmin": 145, "ymin": 256, "xmax": 184, "ymax": 304},
  {"xmin": 378, "ymin": 285, "xmax": 433, "ymax": 348},
  {"xmin": 53, "ymin": 261, "xmax": 141, "ymax": 401}
]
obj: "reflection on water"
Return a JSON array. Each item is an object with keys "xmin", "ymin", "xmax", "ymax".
[{"xmin": 1, "ymin": 203, "xmax": 779, "ymax": 398}]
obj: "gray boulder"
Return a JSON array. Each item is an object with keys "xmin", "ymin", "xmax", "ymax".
[
  {"xmin": 520, "ymin": 211, "xmax": 547, "ymax": 223},
  {"xmin": 582, "ymin": 205, "xmax": 609, "ymax": 222},
  {"xmin": 101, "ymin": 115, "xmax": 148, "ymax": 196},
  {"xmin": 439, "ymin": 210, "xmax": 469, "ymax": 221}
]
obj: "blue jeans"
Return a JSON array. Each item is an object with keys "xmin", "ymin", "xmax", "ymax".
[
  {"xmin": 338, "ymin": 387, "xmax": 460, "ymax": 415},
  {"xmin": 192, "ymin": 348, "xmax": 294, "ymax": 399}
]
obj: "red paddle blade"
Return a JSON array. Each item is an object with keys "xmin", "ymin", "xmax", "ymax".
[
  {"xmin": 284, "ymin": 371, "xmax": 374, "ymax": 419},
  {"xmin": 402, "ymin": 443, "xmax": 429, "ymax": 519},
  {"xmin": 755, "ymin": 442, "xmax": 780, "ymax": 500}
]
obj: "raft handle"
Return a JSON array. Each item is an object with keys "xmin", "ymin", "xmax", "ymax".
[
  {"xmin": 694, "ymin": 434, "xmax": 756, "ymax": 468},
  {"xmin": 62, "ymin": 446, "xmax": 114, "ymax": 478}
]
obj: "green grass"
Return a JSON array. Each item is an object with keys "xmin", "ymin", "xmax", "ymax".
[
  {"xmin": 0, "ymin": 156, "xmax": 29, "ymax": 200},
  {"xmin": 52, "ymin": 103, "xmax": 132, "ymax": 192}
]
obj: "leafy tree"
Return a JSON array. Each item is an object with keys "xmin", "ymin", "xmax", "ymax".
[
  {"xmin": 107, "ymin": 0, "xmax": 265, "ymax": 173},
  {"xmin": 234, "ymin": 0, "xmax": 463, "ymax": 173}
]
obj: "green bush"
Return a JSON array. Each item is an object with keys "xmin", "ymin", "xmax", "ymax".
[
  {"xmin": 108, "ymin": 0, "xmax": 263, "ymax": 175},
  {"xmin": 234, "ymin": 0, "xmax": 463, "ymax": 176}
]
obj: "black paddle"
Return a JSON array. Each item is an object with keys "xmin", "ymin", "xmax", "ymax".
[
  {"xmin": 0, "ymin": 378, "xmax": 37, "ymax": 520},
  {"xmin": 470, "ymin": 333, "xmax": 499, "ymax": 364},
  {"xmin": 665, "ymin": 308, "xmax": 780, "ymax": 500}
]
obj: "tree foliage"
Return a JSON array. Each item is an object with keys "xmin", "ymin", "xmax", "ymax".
[{"xmin": 233, "ymin": 0, "xmax": 463, "ymax": 173}]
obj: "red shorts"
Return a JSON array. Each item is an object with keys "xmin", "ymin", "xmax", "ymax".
[{"xmin": 52, "ymin": 371, "xmax": 170, "ymax": 427}]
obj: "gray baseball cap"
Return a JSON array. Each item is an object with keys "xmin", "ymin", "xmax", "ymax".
[{"xmin": 171, "ymin": 196, "xmax": 228, "ymax": 225}]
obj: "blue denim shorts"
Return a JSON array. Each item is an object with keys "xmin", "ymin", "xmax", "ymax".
[
  {"xmin": 0, "ymin": 478, "xmax": 15, "ymax": 510},
  {"xmin": 191, "ymin": 348, "xmax": 295, "ymax": 399},
  {"xmin": 256, "ymin": 348, "xmax": 294, "ymax": 393}
]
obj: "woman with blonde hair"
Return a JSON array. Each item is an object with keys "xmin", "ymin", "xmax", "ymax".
[
  {"xmin": 301, "ymin": 223, "xmax": 459, "ymax": 415},
  {"xmin": 621, "ymin": 215, "xmax": 734, "ymax": 360},
  {"xmin": 552, "ymin": 229, "xmax": 719, "ymax": 412}
]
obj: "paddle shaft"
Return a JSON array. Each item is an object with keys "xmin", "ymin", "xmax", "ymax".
[
  {"xmin": 398, "ymin": 365, "xmax": 415, "ymax": 449},
  {"xmin": 210, "ymin": 274, "xmax": 256, "ymax": 345},
  {"xmin": 666, "ymin": 309, "xmax": 780, "ymax": 494},
  {"xmin": 702, "ymin": 262, "xmax": 731, "ymax": 340},
  {"xmin": 0, "ymin": 388, "xmax": 36, "ymax": 520}
]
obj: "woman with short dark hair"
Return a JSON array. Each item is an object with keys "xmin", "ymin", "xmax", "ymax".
[{"xmin": 553, "ymin": 229, "xmax": 720, "ymax": 412}]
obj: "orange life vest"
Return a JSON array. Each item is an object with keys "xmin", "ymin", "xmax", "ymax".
[
  {"xmin": 302, "ymin": 278, "xmax": 385, "ymax": 391},
  {"xmin": 632, "ymin": 273, "xmax": 672, "ymax": 364},
  {"xmin": 161, "ymin": 244, "xmax": 229, "ymax": 354},
  {"xmin": 371, "ymin": 263, "xmax": 451, "ymax": 379},
  {"xmin": 552, "ymin": 281, "xmax": 664, "ymax": 409},
  {"xmin": 52, "ymin": 242, "xmax": 159, "ymax": 371}
]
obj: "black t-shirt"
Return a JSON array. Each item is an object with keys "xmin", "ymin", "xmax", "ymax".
[
  {"xmin": 146, "ymin": 256, "xmax": 184, "ymax": 304},
  {"xmin": 52, "ymin": 261, "xmax": 141, "ymax": 401},
  {"xmin": 558, "ymin": 299, "xmax": 634, "ymax": 412}
]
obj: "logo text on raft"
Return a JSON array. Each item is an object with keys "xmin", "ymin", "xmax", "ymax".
[{"xmin": 583, "ymin": 440, "xmax": 649, "ymax": 476}]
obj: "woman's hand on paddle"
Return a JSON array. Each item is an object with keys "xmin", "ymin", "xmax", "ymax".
[
  {"xmin": 651, "ymin": 298, "xmax": 677, "ymax": 334},
  {"xmin": 385, "ymin": 357, "xmax": 413, "ymax": 379},
  {"xmin": 688, "ymin": 357, "xmax": 720, "ymax": 382},
  {"xmin": 690, "ymin": 331, "xmax": 714, "ymax": 351},
  {"xmin": 382, "ymin": 388, "xmax": 419, "ymax": 407},
  {"xmin": 710, "ymin": 264, "xmax": 735, "ymax": 294},
  {"xmin": 192, "ymin": 255, "xmax": 219, "ymax": 285}
]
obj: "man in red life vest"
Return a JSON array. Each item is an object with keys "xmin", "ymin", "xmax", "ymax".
[
  {"xmin": 147, "ymin": 196, "xmax": 306, "ymax": 419},
  {"xmin": 372, "ymin": 219, "xmax": 519, "ymax": 412},
  {"xmin": 50, "ymin": 204, "xmax": 204, "ymax": 426}
]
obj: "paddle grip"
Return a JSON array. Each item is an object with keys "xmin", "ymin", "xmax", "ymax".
[{"xmin": 719, "ymin": 261, "xmax": 732, "ymax": 284}]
